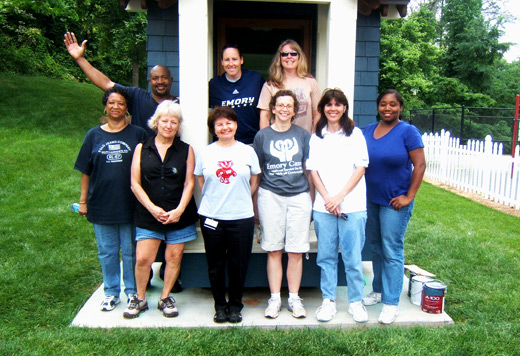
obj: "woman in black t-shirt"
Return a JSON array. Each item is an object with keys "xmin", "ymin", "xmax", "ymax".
[{"xmin": 74, "ymin": 87, "xmax": 147, "ymax": 312}]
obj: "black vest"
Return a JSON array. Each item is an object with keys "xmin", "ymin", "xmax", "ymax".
[{"xmin": 134, "ymin": 136, "xmax": 198, "ymax": 232}]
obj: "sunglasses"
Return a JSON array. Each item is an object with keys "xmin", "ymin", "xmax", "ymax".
[{"xmin": 280, "ymin": 51, "xmax": 299, "ymax": 57}]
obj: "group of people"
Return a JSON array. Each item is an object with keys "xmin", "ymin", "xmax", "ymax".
[{"xmin": 67, "ymin": 32, "xmax": 425, "ymax": 325}]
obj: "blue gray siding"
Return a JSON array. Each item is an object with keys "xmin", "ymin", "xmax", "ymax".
[
  {"xmin": 354, "ymin": 11, "xmax": 381, "ymax": 128},
  {"xmin": 145, "ymin": 3, "xmax": 381, "ymax": 123},
  {"xmin": 146, "ymin": 2, "xmax": 180, "ymax": 97}
]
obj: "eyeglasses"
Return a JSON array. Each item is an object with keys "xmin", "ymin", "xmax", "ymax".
[
  {"xmin": 275, "ymin": 104, "xmax": 294, "ymax": 110},
  {"xmin": 280, "ymin": 52, "xmax": 299, "ymax": 57}
]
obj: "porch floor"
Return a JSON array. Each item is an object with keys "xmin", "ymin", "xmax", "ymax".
[{"xmin": 70, "ymin": 262, "xmax": 453, "ymax": 329}]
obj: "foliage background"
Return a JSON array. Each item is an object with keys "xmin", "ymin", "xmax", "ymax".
[
  {"xmin": 1, "ymin": 1, "xmax": 520, "ymax": 353},
  {"xmin": 0, "ymin": 0, "xmax": 148, "ymax": 87},
  {"xmin": 1, "ymin": 0, "xmax": 518, "ymax": 110},
  {"xmin": 381, "ymin": 0, "xmax": 519, "ymax": 111}
]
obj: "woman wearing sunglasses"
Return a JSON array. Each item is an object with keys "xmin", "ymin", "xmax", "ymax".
[{"xmin": 257, "ymin": 39, "xmax": 321, "ymax": 134}]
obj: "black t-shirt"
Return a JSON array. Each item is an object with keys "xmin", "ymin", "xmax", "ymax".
[
  {"xmin": 74, "ymin": 125, "xmax": 147, "ymax": 224},
  {"xmin": 134, "ymin": 136, "xmax": 198, "ymax": 232}
]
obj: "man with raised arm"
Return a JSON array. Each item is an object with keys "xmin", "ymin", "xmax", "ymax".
[
  {"xmin": 65, "ymin": 31, "xmax": 183, "ymax": 292},
  {"xmin": 64, "ymin": 31, "xmax": 176, "ymax": 138}
]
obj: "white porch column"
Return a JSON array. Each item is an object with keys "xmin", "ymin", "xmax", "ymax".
[
  {"xmin": 319, "ymin": 0, "xmax": 358, "ymax": 116},
  {"xmin": 178, "ymin": 0, "xmax": 209, "ymax": 154}
]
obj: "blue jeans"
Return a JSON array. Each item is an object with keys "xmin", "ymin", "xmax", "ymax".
[
  {"xmin": 93, "ymin": 223, "xmax": 136, "ymax": 297},
  {"xmin": 366, "ymin": 200, "xmax": 414, "ymax": 305},
  {"xmin": 313, "ymin": 210, "xmax": 366, "ymax": 303}
]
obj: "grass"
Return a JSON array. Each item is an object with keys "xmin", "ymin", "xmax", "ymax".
[{"xmin": 1, "ymin": 72, "xmax": 520, "ymax": 355}]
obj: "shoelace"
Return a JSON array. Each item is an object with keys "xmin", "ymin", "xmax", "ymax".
[
  {"xmin": 128, "ymin": 297, "xmax": 141, "ymax": 309},
  {"xmin": 163, "ymin": 297, "xmax": 175, "ymax": 308},
  {"xmin": 268, "ymin": 298, "xmax": 281, "ymax": 305},
  {"xmin": 317, "ymin": 301, "xmax": 334, "ymax": 312},
  {"xmin": 102, "ymin": 296, "xmax": 115, "ymax": 304},
  {"xmin": 290, "ymin": 298, "xmax": 304, "ymax": 308}
]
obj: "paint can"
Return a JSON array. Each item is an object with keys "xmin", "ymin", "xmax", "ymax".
[
  {"xmin": 407, "ymin": 270, "xmax": 418, "ymax": 297},
  {"xmin": 410, "ymin": 275, "xmax": 432, "ymax": 306},
  {"xmin": 421, "ymin": 280, "xmax": 447, "ymax": 314}
]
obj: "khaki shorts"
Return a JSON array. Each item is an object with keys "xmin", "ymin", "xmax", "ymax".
[{"xmin": 257, "ymin": 187, "xmax": 312, "ymax": 253}]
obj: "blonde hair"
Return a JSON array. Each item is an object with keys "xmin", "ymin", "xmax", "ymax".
[
  {"xmin": 148, "ymin": 100, "xmax": 182, "ymax": 135},
  {"xmin": 267, "ymin": 39, "xmax": 312, "ymax": 88}
]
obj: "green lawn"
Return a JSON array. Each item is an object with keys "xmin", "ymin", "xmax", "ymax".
[{"xmin": 0, "ymin": 72, "xmax": 519, "ymax": 355}]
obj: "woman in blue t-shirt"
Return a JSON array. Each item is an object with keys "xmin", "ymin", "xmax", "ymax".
[
  {"xmin": 362, "ymin": 89, "xmax": 426, "ymax": 325},
  {"xmin": 74, "ymin": 87, "xmax": 147, "ymax": 312}
]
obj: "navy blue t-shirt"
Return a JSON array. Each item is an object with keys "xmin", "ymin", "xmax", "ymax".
[
  {"xmin": 74, "ymin": 125, "xmax": 147, "ymax": 224},
  {"xmin": 363, "ymin": 121, "xmax": 424, "ymax": 206},
  {"xmin": 114, "ymin": 84, "xmax": 158, "ymax": 138},
  {"xmin": 209, "ymin": 69, "xmax": 265, "ymax": 144}
]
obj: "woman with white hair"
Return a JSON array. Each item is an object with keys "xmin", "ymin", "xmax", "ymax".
[{"xmin": 123, "ymin": 100, "xmax": 198, "ymax": 319}]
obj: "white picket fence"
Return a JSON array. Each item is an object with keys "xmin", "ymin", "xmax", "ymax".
[{"xmin": 422, "ymin": 130, "xmax": 520, "ymax": 209}]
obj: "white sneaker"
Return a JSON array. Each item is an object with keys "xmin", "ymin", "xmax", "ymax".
[
  {"xmin": 158, "ymin": 296, "xmax": 179, "ymax": 318},
  {"xmin": 264, "ymin": 298, "xmax": 282, "ymax": 319},
  {"xmin": 362, "ymin": 291, "xmax": 381, "ymax": 306},
  {"xmin": 123, "ymin": 295, "xmax": 148, "ymax": 319},
  {"xmin": 348, "ymin": 301, "xmax": 368, "ymax": 323},
  {"xmin": 288, "ymin": 297, "xmax": 306, "ymax": 318},
  {"xmin": 100, "ymin": 295, "xmax": 120, "ymax": 311},
  {"xmin": 378, "ymin": 304, "xmax": 399, "ymax": 324},
  {"xmin": 127, "ymin": 293, "xmax": 136, "ymax": 306},
  {"xmin": 315, "ymin": 298, "xmax": 336, "ymax": 322}
]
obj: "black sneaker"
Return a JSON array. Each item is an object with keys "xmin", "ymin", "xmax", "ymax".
[
  {"xmin": 213, "ymin": 309, "xmax": 228, "ymax": 323},
  {"xmin": 228, "ymin": 310, "xmax": 242, "ymax": 323}
]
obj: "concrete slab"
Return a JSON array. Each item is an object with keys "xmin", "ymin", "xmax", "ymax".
[{"xmin": 70, "ymin": 262, "xmax": 453, "ymax": 329}]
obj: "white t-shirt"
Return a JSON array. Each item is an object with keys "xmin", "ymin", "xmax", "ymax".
[
  {"xmin": 306, "ymin": 126, "xmax": 369, "ymax": 214},
  {"xmin": 194, "ymin": 141, "xmax": 261, "ymax": 220},
  {"xmin": 257, "ymin": 76, "xmax": 321, "ymax": 133}
]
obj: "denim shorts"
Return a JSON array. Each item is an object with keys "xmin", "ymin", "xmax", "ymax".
[{"xmin": 135, "ymin": 224, "xmax": 197, "ymax": 245}]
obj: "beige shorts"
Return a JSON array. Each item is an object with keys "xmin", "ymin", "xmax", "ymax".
[{"xmin": 257, "ymin": 187, "xmax": 312, "ymax": 253}]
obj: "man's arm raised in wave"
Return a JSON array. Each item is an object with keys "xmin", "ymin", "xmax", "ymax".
[{"xmin": 64, "ymin": 32, "xmax": 115, "ymax": 91}]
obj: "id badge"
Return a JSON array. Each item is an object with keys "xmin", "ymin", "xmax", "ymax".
[{"xmin": 204, "ymin": 217, "xmax": 218, "ymax": 230}]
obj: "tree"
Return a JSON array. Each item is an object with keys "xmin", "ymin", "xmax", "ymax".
[
  {"xmin": 379, "ymin": 0, "xmax": 516, "ymax": 110},
  {"xmin": 441, "ymin": 0, "xmax": 508, "ymax": 92},
  {"xmin": 488, "ymin": 60, "xmax": 520, "ymax": 106},
  {"xmin": 72, "ymin": 0, "xmax": 148, "ymax": 87},
  {"xmin": 380, "ymin": 8, "xmax": 445, "ymax": 109},
  {"xmin": 0, "ymin": 0, "xmax": 148, "ymax": 87},
  {"xmin": 0, "ymin": 0, "xmax": 80, "ymax": 78}
]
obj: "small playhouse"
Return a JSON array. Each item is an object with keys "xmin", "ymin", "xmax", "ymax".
[{"xmin": 119, "ymin": 0, "xmax": 410, "ymax": 287}]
